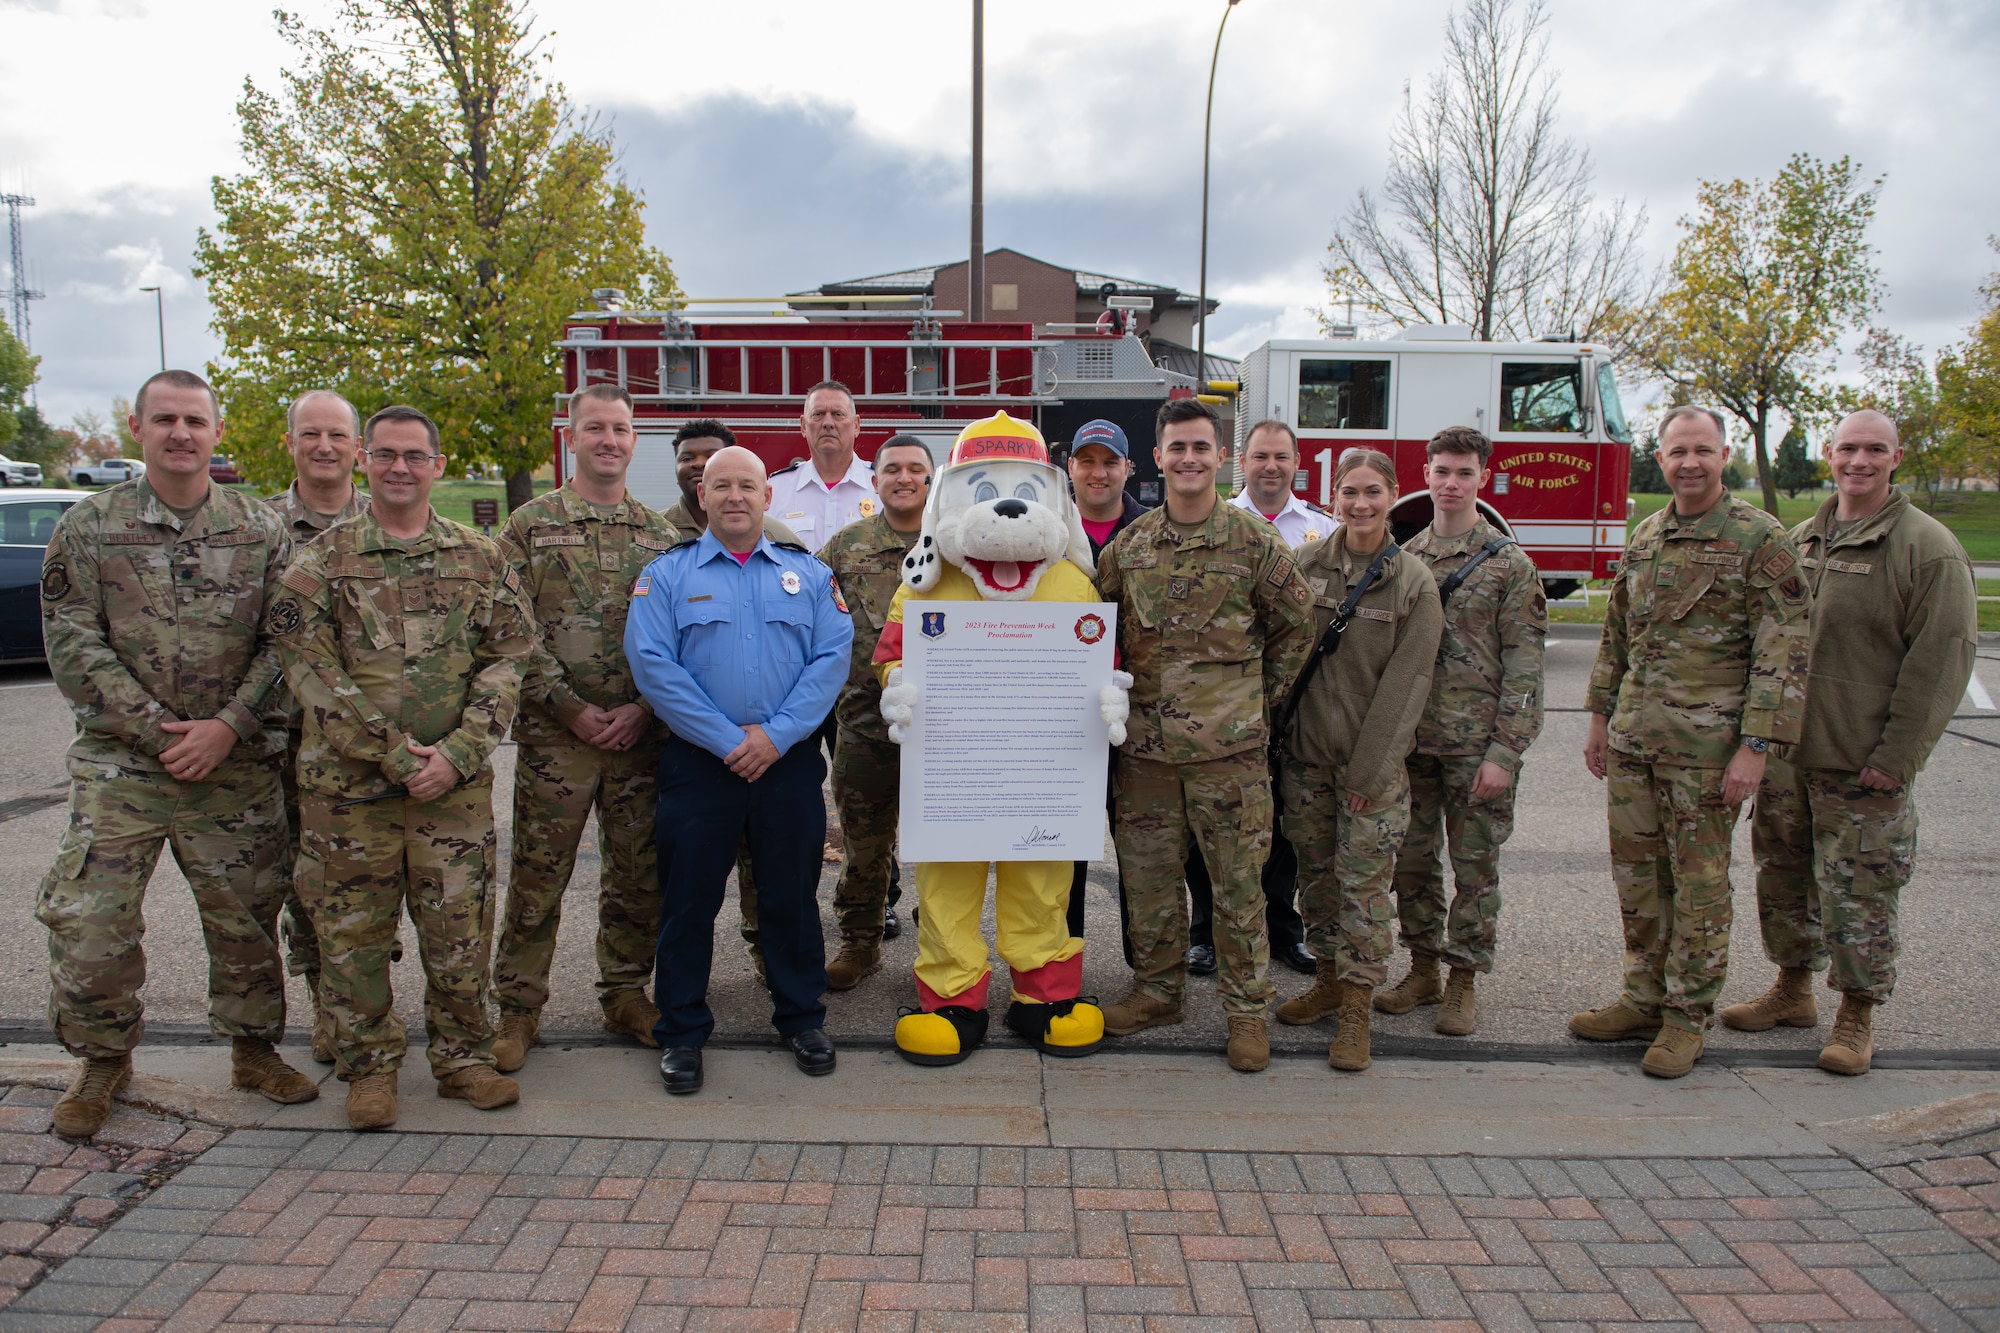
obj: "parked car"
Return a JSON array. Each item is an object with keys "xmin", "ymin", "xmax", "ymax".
[
  {"xmin": 69, "ymin": 457, "xmax": 147, "ymax": 487},
  {"xmin": 0, "ymin": 454, "xmax": 43, "ymax": 488},
  {"xmin": 209, "ymin": 456, "xmax": 244, "ymax": 484},
  {"xmin": 0, "ymin": 489, "xmax": 86, "ymax": 661}
]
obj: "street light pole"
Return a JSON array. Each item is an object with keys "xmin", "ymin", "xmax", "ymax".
[
  {"xmin": 139, "ymin": 286, "xmax": 164, "ymax": 371},
  {"xmin": 1196, "ymin": 0, "xmax": 1240, "ymax": 384},
  {"xmin": 968, "ymin": 0, "xmax": 985, "ymax": 323}
]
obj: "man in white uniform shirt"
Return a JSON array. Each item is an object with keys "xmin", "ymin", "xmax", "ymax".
[
  {"xmin": 767, "ymin": 381, "xmax": 879, "ymax": 550},
  {"xmin": 1228, "ymin": 420, "xmax": 1334, "ymax": 548}
]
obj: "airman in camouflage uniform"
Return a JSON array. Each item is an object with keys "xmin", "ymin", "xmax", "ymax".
[
  {"xmin": 1095, "ymin": 404, "xmax": 1314, "ymax": 1071},
  {"xmin": 266, "ymin": 462, "xmax": 374, "ymax": 1033},
  {"xmin": 271, "ymin": 407, "xmax": 535, "ymax": 1126},
  {"xmin": 1271, "ymin": 450, "xmax": 1444, "ymax": 1073},
  {"xmin": 1386, "ymin": 511, "xmax": 1545, "ymax": 1024},
  {"xmin": 818, "ymin": 507, "xmax": 922, "ymax": 983},
  {"xmin": 491, "ymin": 474, "xmax": 677, "ymax": 1067},
  {"xmin": 1729, "ymin": 411, "xmax": 1977, "ymax": 1075},
  {"xmin": 1576, "ymin": 407, "xmax": 1810, "ymax": 1077},
  {"xmin": 38, "ymin": 370, "xmax": 318, "ymax": 1138}
]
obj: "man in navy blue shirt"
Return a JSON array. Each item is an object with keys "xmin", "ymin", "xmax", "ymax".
[{"xmin": 626, "ymin": 446, "xmax": 852, "ymax": 1094}]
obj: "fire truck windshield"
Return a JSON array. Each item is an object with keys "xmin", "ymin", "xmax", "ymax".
[{"xmin": 1596, "ymin": 362, "xmax": 1633, "ymax": 444}]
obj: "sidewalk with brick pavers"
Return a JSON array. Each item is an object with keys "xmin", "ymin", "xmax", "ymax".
[
  {"xmin": 5, "ymin": 1126, "xmax": 1999, "ymax": 1332},
  {"xmin": 0, "ymin": 1082, "xmax": 225, "ymax": 1313}
]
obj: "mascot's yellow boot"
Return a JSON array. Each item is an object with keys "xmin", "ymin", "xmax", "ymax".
[
  {"xmin": 1005, "ymin": 999, "xmax": 1105, "ymax": 1058},
  {"xmin": 894, "ymin": 1006, "xmax": 991, "ymax": 1067}
]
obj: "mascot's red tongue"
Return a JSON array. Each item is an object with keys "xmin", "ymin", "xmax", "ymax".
[{"xmin": 967, "ymin": 557, "xmax": 1034, "ymax": 591}]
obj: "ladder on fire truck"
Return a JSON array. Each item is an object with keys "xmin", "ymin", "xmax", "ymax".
[{"xmin": 555, "ymin": 293, "xmax": 1065, "ymax": 408}]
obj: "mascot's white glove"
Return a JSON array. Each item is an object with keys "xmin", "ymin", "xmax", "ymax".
[
  {"xmin": 1099, "ymin": 670, "xmax": 1133, "ymax": 747},
  {"xmin": 881, "ymin": 666, "xmax": 920, "ymax": 745}
]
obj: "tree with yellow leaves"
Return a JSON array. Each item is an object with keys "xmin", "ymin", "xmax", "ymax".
[
  {"xmin": 1615, "ymin": 154, "xmax": 1882, "ymax": 516},
  {"xmin": 197, "ymin": 1, "xmax": 678, "ymax": 509}
]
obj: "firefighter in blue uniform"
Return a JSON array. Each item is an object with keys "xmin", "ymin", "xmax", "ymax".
[{"xmin": 625, "ymin": 445, "xmax": 852, "ymax": 1095}]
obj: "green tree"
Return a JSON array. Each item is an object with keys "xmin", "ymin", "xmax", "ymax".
[
  {"xmin": 1937, "ymin": 244, "xmax": 2000, "ymax": 489},
  {"xmin": 0, "ymin": 324, "xmax": 39, "ymax": 454},
  {"xmin": 7, "ymin": 406, "xmax": 69, "ymax": 477},
  {"xmin": 1614, "ymin": 154, "xmax": 1884, "ymax": 516},
  {"xmin": 1628, "ymin": 432, "xmax": 1668, "ymax": 493},
  {"xmin": 196, "ymin": 0, "xmax": 678, "ymax": 508},
  {"xmin": 1772, "ymin": 424, "xmax": 1818, "ymax": 498},
  {"xmin": 1844, "ymin": 328, "xmax": 1960, "ymax": 508}
]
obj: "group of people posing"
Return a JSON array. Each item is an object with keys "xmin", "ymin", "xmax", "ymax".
[{"xmin": 31, "ymin": 367, "xmax": 1976, "ymax": 1137}]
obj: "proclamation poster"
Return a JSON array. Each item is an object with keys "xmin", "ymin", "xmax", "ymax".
[{"xmin": 897, "ymin": 601, "xmax": 1117, "ymax": 863}]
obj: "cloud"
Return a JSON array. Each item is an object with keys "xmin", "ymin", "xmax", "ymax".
[{"xmin": 7, "ymin": 187, "xmax": 219, "ymax": 425}]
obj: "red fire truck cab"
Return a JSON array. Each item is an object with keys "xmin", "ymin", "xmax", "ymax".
[{"xmin": 1234, "ymin": 329, "xmax": 1635, "ymax": 597}]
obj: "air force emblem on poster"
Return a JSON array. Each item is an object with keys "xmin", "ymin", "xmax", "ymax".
[{"xmin": 920, "ymin": 611, "xmax": 947, "ymax": 639}]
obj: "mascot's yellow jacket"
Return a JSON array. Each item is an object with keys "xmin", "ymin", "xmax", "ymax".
[{"xmin": 865, "ymin": 410, "xmax": 1110, "ymax": 1067}]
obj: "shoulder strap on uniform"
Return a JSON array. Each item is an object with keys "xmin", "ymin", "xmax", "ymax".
[
  {"xmin": 773, "ymin": 540, "xmax": 810, "ymax": 554},
  {"xmin": 1436, "ymin": 535, "xmax": 1514, "ymax": 603},
  {"xmin": 771, "ymin": 459, "xmax": 804, "ymax": 476},
  {"xmin": 1270, "ymin": 541, "xmax": 1400, "ymax": 764}
]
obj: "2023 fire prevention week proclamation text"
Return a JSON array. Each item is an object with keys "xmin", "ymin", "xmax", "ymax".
[{"xmin": 897, "ymin": 601, "xmax": 1116, "ymax": 863}]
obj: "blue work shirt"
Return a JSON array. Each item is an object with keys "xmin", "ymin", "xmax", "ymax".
[{"xmin": 626, "ymin": 528, "xmax": 853, "ymax": 762}]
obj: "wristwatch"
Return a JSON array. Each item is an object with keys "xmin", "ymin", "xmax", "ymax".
[{"xmin": 1741, "ymin": 736, "xmax": 1769, "ymax": 754}]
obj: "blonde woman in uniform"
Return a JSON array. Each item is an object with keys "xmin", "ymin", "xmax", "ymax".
[{"xmin": 1273, "ymin": 448, "xmax": 1443, "ymax": 1072}]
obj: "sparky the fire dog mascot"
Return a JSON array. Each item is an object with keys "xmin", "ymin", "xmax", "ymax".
[{"xmin": 871, "ymin": 413, "xmax": 1132, "ymax": 1065}]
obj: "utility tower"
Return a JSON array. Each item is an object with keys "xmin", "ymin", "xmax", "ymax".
[{"xmin": 2, "ymin": 193, "xmax": 43, "ymax": 348}]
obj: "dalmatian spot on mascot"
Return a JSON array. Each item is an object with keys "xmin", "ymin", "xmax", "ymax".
[{"xmin": 871, "ymin": 412, "xmax": 1133, "ymax": 1066}]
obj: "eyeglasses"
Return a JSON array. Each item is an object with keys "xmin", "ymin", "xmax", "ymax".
[{"xmin": 366, "ymin": 449, "xmax": 440, "ymax": 467}]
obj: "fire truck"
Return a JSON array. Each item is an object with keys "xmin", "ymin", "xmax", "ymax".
[
  {"xmin": 552, "ymin": 301, "xmax": 1631, "ymax": 598},
  {"xmin": 552, "ymin": 293, "xmax": 1192, "ymax": 509},
  {"xmin": 1233, "ymin": 329, "xmax": 1636, "ymax": 598}
]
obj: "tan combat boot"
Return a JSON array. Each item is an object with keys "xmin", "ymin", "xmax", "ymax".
[
  {"xmin": 1718, "ymin": 966, "xmax": 1817, "ymax": 1032},
  {"xmin": 1568, "ymin": 998, "xmax": 1663, "ymax": 1041},
  {"xmin": 603, "ymin": 996, "xmax": 660, "ymax": 1048},
  {"xmin": 1374, "ymin": 952, "xmax": 1443, "ymax": 1015},
  {"xmin": 305, "ymin": 973, "xmax": 336, "ymax": 1065},
  {"xmin": 52, "ymin": 1055, "xmax": 132, "ymax": 1138},
  {"xmin": 492, "ymin": 1013, "xmax": 538, "ymax": 1073},
  {"xmin": 1818, "ymin": 994, "xmax": 1874, "ymax": 1076},
  {"xmin": 1275, "ymin": 961, "xmax": 1342, "ymax": 1026},
  {"xmin": 230, "ymin": 1037, "xmax": 320, "ymax": 1104},
  {"xmin": 1435, "ymin": 968, "xmax": 1478, "ymax": 1036},
  {"xmin": 1328, "ymin": 982, "xmax": 1373, "ymax": 1072},
  {"xmin": 1226, "ymin": 1014, "xmax": 1270, "ymax": 1072},
  {"xmin": 438, "ymin": 1065, "xmax": 521, "ymax": 1110},
  {"xmin": 346, "ymin": 1070, "xmax": 398, "ymax": 1130},
  {"xmin": 1102, "ymin": 990, "xmax": 1183, "ymax": 1036},
  {"xmin": 1640, "ymin": 1025, "xmax": 1704, "ymax": 1078},
  {"xmin": 825, "ymin": 943, "xmax": 883, "ymax": 992}
]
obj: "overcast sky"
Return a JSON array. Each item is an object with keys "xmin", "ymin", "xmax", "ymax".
[{"xmin": 2, "ymin": 0, "xmax": 1995, "ymax": 429}]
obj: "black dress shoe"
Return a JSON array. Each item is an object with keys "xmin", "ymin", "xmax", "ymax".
[
  {"xmin": 1278, "ymin": 940, "xmax": 1317, "ymax": 975},
  {"xmin": 881, "ymin": 906, "xmax": 902, "ymax": 941},
  {"xmin": 1186, "ymin": 943, "xmax": 1218, "ymax": 976},
  {"xmin": 788, "ymin": 1028, "xmax": 837, "ymax": 1076},
  {"xmin": 659, "ymin": 1046, "xmax": 703, "ymax": 1096}
]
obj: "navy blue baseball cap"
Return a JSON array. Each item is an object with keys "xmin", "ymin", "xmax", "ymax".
[{"xmin": 1072, "ymin": 420, "xmax": 1130, "ymax": 459}]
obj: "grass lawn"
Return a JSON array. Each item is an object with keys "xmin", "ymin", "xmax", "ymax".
[{"xmin": 1629, "ymin": 488, "xmax": 2000, "ymax": 560}]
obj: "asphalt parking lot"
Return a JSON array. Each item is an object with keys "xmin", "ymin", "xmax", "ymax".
[{"xmin": 0, "ymin": 630, "xmax": 1995, "ymax": 1068}]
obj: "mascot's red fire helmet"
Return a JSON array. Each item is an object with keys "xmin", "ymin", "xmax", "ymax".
[{"xmin": 900, "ymin": 411, "xmax": 1094, "ymax": 599}]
